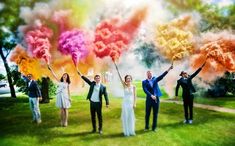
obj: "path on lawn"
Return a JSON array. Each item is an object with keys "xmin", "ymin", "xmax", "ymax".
[{"xmin": 162, "ymin": 99, "xmax": 235, "ymax": 114}]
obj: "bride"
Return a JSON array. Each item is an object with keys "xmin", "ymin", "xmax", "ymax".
[{"xmin": 118, "ymin": 74, "xmax": 137, "ymax": 136}]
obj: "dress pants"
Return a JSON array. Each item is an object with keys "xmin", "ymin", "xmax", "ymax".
[{"xmin": 90, "ymin": 101, "xmax": 102, "ymax": 131}]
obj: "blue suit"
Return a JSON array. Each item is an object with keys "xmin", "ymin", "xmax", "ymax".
[{"xmin": 142, "ymin": 71, "xmax": 168, "ymax": 130}]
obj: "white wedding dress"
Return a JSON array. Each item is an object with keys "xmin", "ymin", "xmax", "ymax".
[
  {"xmin": 56, "ymin": 82, "xmax": 71, "ymax": 109},
  {"xmin": 121, "ymin": 85, "xmax": 135, "ymax": 136}
]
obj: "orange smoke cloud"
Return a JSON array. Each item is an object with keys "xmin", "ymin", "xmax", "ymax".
[
  {"xmin": 10, "ymin": 45, "xmax": 42, "ymax": 79},
  {"xmin": 190, "ymin": 32, "xmax": 235, "ymax": 81}
]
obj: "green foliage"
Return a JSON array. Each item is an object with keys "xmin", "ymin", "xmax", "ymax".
[
  {"xmin": 134, "ymin": 43, "xmax": 166, "ymax": 69},
  {"xmin": 37, "ymin": 77, "xmax": 57, "ymax": 97},
  {"xmin": 0, "ymin": 73, "xmax": 5, "ymax": 81},
  {"xmin": 207, "ymin": 72, "xmax": 235, "ymax": 97},
  {"xmin": 194, "ymin": 96, "xmax": 235, "ymax": 109},
  {"xmin": 10, "ymin": 65, "xmax": 28, "ymax": 93},
  {"xmin": 166, "ymin": 0, "xmax": 235, "ymax": 31}
]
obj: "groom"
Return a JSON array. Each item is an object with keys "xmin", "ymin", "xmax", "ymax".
[
  {"xmin": 78, "ymin": 72, "xmax": 109, "ymax": 134},
  {"xmin": 142, "ymin": 65, "xmax": 173, "ymax": 132}
]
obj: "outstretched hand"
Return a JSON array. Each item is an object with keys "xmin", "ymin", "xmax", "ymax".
[
  {"xmin": 201, "ymin": 60, "xmax": 207, "ymax": 68},
  {"xmin": 167, "ymin": 63, "xmax": 173, "ymax": 72},
  {"xmin": 47, "ymin": 65, "xmax": 52, "ymax": 71},
  {"xmin": 77, "ymin": 70, "xmax": 82, "ymax": 76},
  {"xmin": 76, "ymin": 68, "xmax": 82, "ymax": 76}
]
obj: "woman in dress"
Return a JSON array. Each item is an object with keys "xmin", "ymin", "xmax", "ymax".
[
  {"xmin": 48, "ymin": 66, "xmax": 71, "ymax": 127},
  {"xmin": 118, "ymin": 74, "xmax": 137, "ymax": 136}
]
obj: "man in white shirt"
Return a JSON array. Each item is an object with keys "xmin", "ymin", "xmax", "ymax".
[{"xmin": 78, "ymin": 72, "xmax": 109, "ymax": 134}]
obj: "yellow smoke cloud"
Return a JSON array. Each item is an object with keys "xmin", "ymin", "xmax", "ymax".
[{"xmin": 155, "ymin": 15, "xmax": 195, "ymax": 61}]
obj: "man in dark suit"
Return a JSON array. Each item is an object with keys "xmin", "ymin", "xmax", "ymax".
[
  {"xmin": 175, "ymin": 62, "xmax": 206, "ymax": 124},
  {"xmin": 24, "ymin": 74, "xmax": 42, "ymax": 124},
  {"xmin": 78, "ymin": 72, "xmax": 109, "ymax": 134},
  {"xmin": 142, "ymin": 65, "xmax": 173, "ymax": 132}
]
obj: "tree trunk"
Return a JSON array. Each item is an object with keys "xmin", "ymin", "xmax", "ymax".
[
  {"xmin": 0, "ymin": 48, "xmax": 16, "ymax": 98},
  {"xmin": 41, "ymin": 77, "xmax": 49, "ymax": 103}
]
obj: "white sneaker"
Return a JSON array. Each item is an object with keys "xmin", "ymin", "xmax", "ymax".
[
  {"xmin": 36, "ymin": 119, "xmax": 42, "ymax": 124},
  {"xmin": 188, "ymin": 120, "xmax": 193, "ymax": 124}
]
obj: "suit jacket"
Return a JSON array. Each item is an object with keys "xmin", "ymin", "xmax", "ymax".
[
  {"xmin": 175, "ymin": 67, "xmax": 202, "ymax": 97},
  {"xmin": 142, "ymin": 71, "xmax": 168, "ymax": 100},
  {"xmin": 27, "ymin": 80, "xmax": 41, "ymax": 98},
  {"xmin": 81, "ymin": 76, "xmax": 109, "ymax": 106}
]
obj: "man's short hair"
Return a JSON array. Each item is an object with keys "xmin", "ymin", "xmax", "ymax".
[{"xmin": 94, "ymin": 74, "xmax": 100, "ymax": 79}]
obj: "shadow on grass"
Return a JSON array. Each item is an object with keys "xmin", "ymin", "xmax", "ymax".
[{"xmin": 55, "ymin": 129, "xmax": 147, "ymax": 141}]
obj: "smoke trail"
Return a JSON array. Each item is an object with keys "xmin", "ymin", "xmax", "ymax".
[{"xmin": 190, "ymin": 31, "xmax": 235, "ymax": 81}]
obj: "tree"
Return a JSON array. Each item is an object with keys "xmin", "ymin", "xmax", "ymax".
[
  {"xmin": 37, "ymin": 77, "xmax": 57, "ymax": 103},
  {"xmin": 0, "ymin": 0, "xmax": 42, "ymax": 98},
  {"xmin": 166, "ymin": 0, "xmax": 235, "ymax": 31},
  {"xmin": 207, "ymin": 72, "xmax": 235, "ymax": 97}
]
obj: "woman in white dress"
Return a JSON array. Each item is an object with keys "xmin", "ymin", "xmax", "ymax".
[
  {"xmin": 48, "ymin": 66, "xmax": 71, "ymax": 127},
  {"xmin": 118, "ymin": 74, "xmax": 137, "ymax": 136}
]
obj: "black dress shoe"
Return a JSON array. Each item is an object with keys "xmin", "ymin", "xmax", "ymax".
[{"xmin": 91, "ymin": 129, "xmax": 96, "ymax": 133}]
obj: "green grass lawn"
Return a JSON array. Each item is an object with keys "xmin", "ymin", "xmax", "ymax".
[
  {"xmin": 0, "ymin": 94, "xmax": 235, "ymax": 146},
  {"xmin": 193, "ymin": 96, "xmax": 235, "ymax": 109}
]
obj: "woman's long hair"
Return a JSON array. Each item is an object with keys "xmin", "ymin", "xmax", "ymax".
[{"xmin": 60, "ymin": 73, "xmax": 71, "ymax": 84}]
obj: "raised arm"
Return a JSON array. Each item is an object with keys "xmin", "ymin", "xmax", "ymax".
[
  {"xmin": 21, "ymin": 75, "xmax": 29, "ymax": 82},
  {"xmin": 155, "ymin": 64, "xmax": 173, "ymax": 82},
  {"xmin": 48, "ymin": 65, "xmax": 60, "ymax": 82},
  {"xmin": 76, "ymin": 69, "xmax": 92, "ymax": 85},
  {"xmin": 189, "ymin": 60, "xmax": 207, "ymax": 79},
  {"xmin": 81, "ymin": 75, "xmax": 92, "ymax": 85},
  {"xmin": 114, "ymin": 62, "xmax": 125, "ymax": 88}
]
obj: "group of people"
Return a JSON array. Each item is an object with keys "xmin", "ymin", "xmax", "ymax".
[{"xmin": 24, "ymin": 60, "xmax": 207, "ymax": 136}]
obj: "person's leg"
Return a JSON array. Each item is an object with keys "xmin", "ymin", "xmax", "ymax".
[
  {"xmin": 90, "ymin": 102, "xmax": 96, "ymax": 132},
  {"xmin": 129, "ymin": 107, "xmax": 135, "ymax": 135},
  {"xmin": 145, "ymin": 100, "xmax": 151, "ymax": 130},
  {"xmin": 60, "ymin": 108, "xmax": 64, "ymax": 126},
  {"xmin": 64, "ymin": 108, "xmax": 68, "ymax": 126},
  {"xmin": 29, "ymin": 98, "xmax": 36, "ymax": 122},
  {"xmin": 189, "ymin": 94, "xmax": 194, "ymax": 122},
  {"xmin": 97, "ymin": 103, "xmax": 102, "ymax": 133},
  {"xmin": 152, "ymin": 99, "xmax": 160, "ymax": 131},
  {"xmin": 33, "ymin": 98, "xmax": 41, "ymax": 123},
  {"xmin": 183, "ymin": 96, "xmax": 189, "ymax": 123}
]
